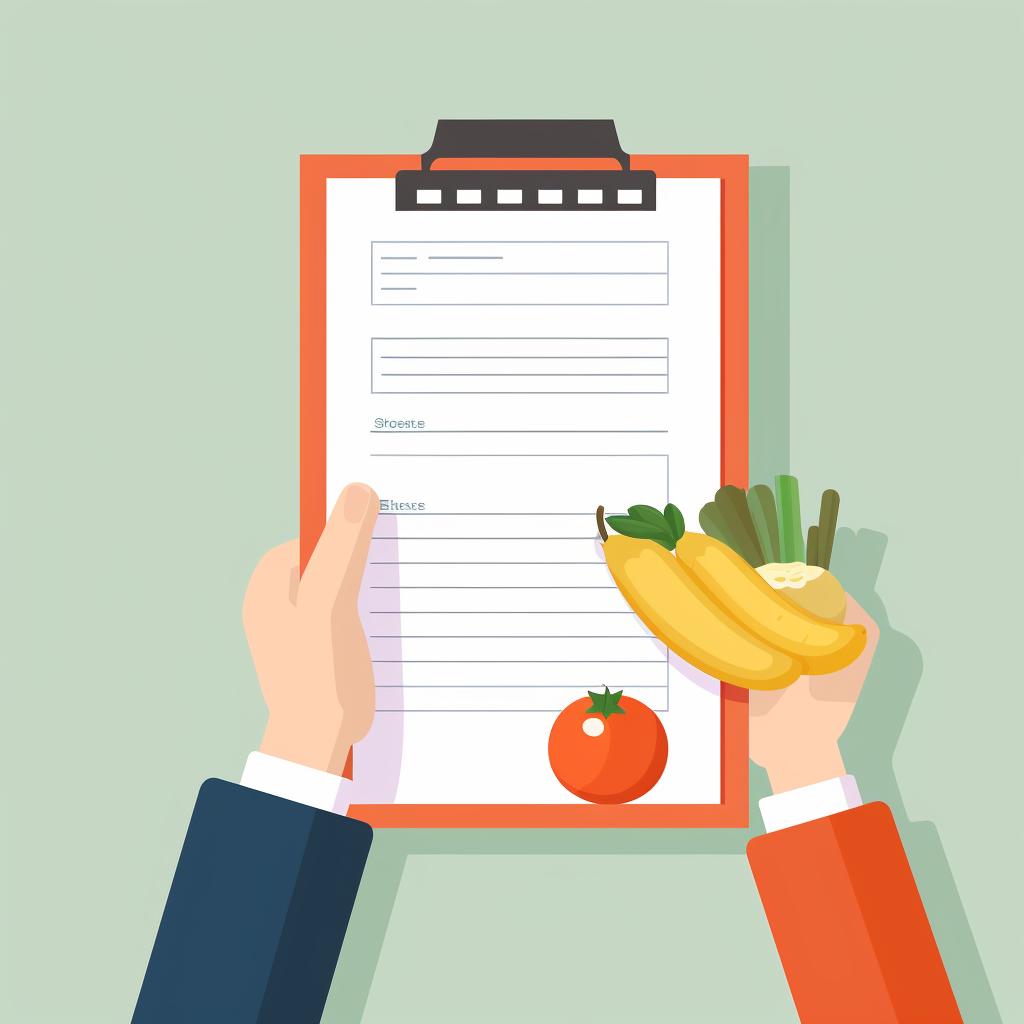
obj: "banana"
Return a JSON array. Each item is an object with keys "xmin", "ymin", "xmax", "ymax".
[
  {"xmin": 676, "ymin": 533, "xmax": 866, "ymax": 673},
  {"xmin": 602, "ymin": 535, "xmax": 802, "ymax": 690}
]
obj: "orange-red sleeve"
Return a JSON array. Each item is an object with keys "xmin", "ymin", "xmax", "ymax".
[{"xmin": 747, "ymin": 802, "xmax": 961, "ymax": 1023}]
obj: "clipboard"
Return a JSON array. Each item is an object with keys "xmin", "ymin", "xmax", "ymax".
[{"xmin": 300, "ymin": 120, "xmax": 749, "ymax": 827}]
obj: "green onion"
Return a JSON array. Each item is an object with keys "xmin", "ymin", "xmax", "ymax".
[{"xmin": 775, "ymin": 474, "xmax": 805, "ymax": 562}]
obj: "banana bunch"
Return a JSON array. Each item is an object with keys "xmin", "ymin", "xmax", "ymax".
[{"xmin": 598, "ymin": 503, "xmax": 866, "ymax": 690}]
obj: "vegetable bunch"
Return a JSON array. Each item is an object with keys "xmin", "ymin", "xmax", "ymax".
[{"xmin": 698, "ymin": 475, "xmax": 840, "ymax": 571}]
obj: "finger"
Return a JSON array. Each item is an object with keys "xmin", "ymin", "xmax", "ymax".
[
  {"xmin": 300, "ymin": 482, "xmax": 378, "ymax": 608},
  {"xmin": 807, "ymin": 596, "xmax": 880, "ymax": 701},
  {"xmin": 843, "ymin": 595, "xmax": 881, "ymax": 659},
  {"xmin": 243, "ymin": 539, "xmax": 300, "ymax": 630}
]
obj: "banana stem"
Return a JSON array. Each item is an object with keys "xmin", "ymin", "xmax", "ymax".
[{"xmin": 596, "ymin": 505, "xmax": 608, "ymax": 541}]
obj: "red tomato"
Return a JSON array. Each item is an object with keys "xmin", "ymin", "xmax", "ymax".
[{"xmin": 548, "ymin": 688, "xmax": 668, "ymax": 804}]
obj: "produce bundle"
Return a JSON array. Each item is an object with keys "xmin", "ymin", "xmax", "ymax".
[{"xmin": 597, "ymin": 476, "xmax": 865, "ymax": 691}]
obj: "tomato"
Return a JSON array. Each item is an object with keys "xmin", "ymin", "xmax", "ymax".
[{"xmin": 548, "ymin": 687, "xmax": 668, "ymax": 804}]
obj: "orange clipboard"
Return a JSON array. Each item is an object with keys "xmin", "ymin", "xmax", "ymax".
[{"xmin": 300, "ymin": 122, "xmax": 749, "ymax": 827}]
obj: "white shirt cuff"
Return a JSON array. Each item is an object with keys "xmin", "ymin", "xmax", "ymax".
[
  {"xmin": 759, "ymin": 774, "xmax": 862, "ymax": 833},
  {"xmin": 240, "ymin": 751, "xmax": 351, "ymax": 814}
]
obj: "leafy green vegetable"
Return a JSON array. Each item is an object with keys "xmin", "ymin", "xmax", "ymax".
[
  {"xmin": 606, "ymin": 476, "xmax": 843, "ymax": 576},
  {"xmin": 604, "ymin": 502, "xmax": 685, "ymax": 551},
  {"xmin": 692, "ymin": 476, "xmax": 843, "ymax": 572},
  {"xmin": 699, "ymin": 501, "xmax": 732, "ymax": 546},
  {"xmin": 715, "ymin": 485, "xmax": 766, "ymax": 567},
  {"xmin": 775, "ymin": 474, "xmax": 805, "ymax": 562},
  {"xmin": 747, "ymin": 484, "xmax": 781, "ymax": 563},
  {"xmin": 586, "ymin": 686, "xmax": 626, "ymax": 718},
  {"xmin": 816, "ymin": 488, "xmax": 840, "ymax": 570}
]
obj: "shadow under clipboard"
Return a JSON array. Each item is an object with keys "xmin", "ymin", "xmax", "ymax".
[
  {"xmin": 831, "ymin": 528, "xmax": 1003, "ymax": 1023},
  {"xmin": 323, "ymin": 166, "xmax": 1001, "ymax": 1024}
]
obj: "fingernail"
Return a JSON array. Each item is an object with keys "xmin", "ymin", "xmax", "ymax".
[{"xmin": 343, "ymin": 483, "xmax": 372, "ymax": 522}]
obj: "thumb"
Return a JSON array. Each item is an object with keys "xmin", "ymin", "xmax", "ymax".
[{"xmin": 299, "ymin": 482, "xmax": 378, "ymax": 610}]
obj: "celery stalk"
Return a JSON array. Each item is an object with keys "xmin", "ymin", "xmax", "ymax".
[{"xmin": 775, "ymin": 474, "xmax": 805, "ymax": 562}]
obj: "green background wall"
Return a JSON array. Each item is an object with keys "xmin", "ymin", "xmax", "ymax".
[{"xmin": 3, "ymin": 1, "xmax": 1019, "ymax": 1020}]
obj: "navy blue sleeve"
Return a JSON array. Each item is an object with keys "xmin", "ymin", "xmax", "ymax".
[{"xmin": 133, "ymin": 778, "xmax": 372, "ymax": 1024}]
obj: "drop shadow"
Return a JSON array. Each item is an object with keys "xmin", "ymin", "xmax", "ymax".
[
  {"xmin": 748, "ymin": 165, "xmax": 791, "ymax": 481},
  {"xmin": 321, "ymin": 835, "xmax": 408, "ymax": 1022},
  {"xmin": 831, "ymin": 528, "xmax": 1003, "ymax": 1022}
]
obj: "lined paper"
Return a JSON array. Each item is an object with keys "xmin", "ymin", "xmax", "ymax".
[
  {"xmin": 371, "ymin": 337, "xmax": 669, "ymax": 394},
  {"xmin": 325, "ymin": 177, "xmax": 724, "ymax": 804}
]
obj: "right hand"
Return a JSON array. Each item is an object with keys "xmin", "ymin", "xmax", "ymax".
[{"xmin": 748, "ymin": 595, "xmax": 880, "ymax": 793}]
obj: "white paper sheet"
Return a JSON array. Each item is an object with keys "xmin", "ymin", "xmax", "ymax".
[{"xmin": 325, "ymin": 177, "xmax": 723, "ymax": 804}]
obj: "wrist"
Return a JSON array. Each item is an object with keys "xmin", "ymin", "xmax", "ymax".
[
  {"xmin": 759, "ymin": 774, "xmax": 862, "ymax": 832},
  {"xmin": 242, "ymin": 751, "xmax": 352, "ymax": 813},
  {"xmin": 260, "ymin": 714, "xmax": 351, "ymax": 775},
  {"xmin": 763, "ymin": 743, "xmax": 846, "ymax": 795}
]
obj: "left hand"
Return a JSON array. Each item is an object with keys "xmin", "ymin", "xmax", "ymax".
[
  {"xmin": 242, "ymin": 483, "xmax": 378, "ymax": 775},
  {"xmin": 748, "ymin": 595, "xmax": 880, "ymax": 793}
]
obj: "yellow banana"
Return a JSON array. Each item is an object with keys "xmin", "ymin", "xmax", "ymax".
[
  {"xmin": 675, "ymin": 533, "xmax": 866, "ymax": 673},
  {"xmin": 603, "ymin": 535, "xmax": 802, "ymax": 690}
]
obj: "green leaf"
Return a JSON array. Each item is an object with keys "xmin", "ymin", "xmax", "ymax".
[
  {"xmin": 626, "ymin": 503, "xmax": 667, "ymax": 520},
  {"xmin": 586, "ymin": 686, "xmax": 627, "ymax": 718},
  {"xmin": 604, "ymin": 512, "xmax": 676, "ymax": 550},
  {"xmin": 605, "ymin": 515, "xmax": 668, "ymax": 540},
  {"xmin": 699, "ymin": 501, "xmax": 734, "ymax": 546},
  {"xmin": 628, "ymin": 504, "xmax": 669, "ymax": 528},
  {"xmin": 663, "ymin": 503, "xmax": 685, "ymax": 545}
]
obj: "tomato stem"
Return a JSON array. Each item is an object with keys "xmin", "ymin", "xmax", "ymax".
[{"xmin": 585, "ymin": 686, "xmax": 626, "ymax": 718}]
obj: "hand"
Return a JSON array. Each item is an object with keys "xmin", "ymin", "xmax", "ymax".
[
  {"xmin": 242, "ymin": 482, "xmax": 378, "ymax": 775},
  {"xmin": 748, "ymin": 596, "xmax": 880, "ymax": 794}
]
